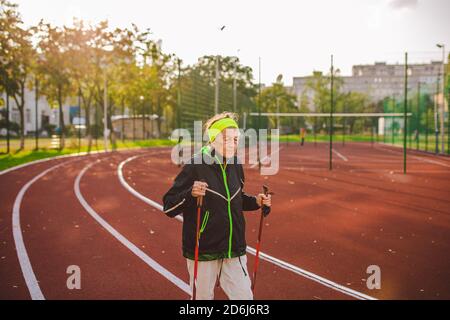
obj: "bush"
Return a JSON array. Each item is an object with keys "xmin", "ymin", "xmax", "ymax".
[
  {"xmin": 0, "ymin": 118, "xmax": 20, "ymax": 135},
  {"xmin": 42, "ymin": 123, "xmax": 56, "ymax": 136}
]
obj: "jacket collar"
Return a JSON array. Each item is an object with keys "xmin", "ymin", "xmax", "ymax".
[{"xmin": 201, "ymin": 146, "xmax": 237, "ymax": 167}]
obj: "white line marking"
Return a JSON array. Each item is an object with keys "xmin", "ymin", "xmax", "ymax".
[
  {"xmin": 376, "ymin": 145, "xmax": 450, "ymax": 168},
  {"xmin": 118, "ymin": 155, "xmax": 376, "ymax": 300},
  {"xmin": 332, "ymin": 149, "xmax": 348, "ymax": 162},
  {"xmin": 410, "ymin": 155, "xmax": 450, "ymax": 168},
  {"xmin": 117, "ymin": 156, "xmax": 170, "ymax": 211},
  {"xmin": 75, "ymin": 159, "xmax": 191, "ymax": 296},
  {"xmin": 12, "ymin": 160, "xmax": 76, "ymax": 300}
]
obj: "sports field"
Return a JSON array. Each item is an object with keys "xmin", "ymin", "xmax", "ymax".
[{"xmin": 1, "ymin": 141, "xmax": 449, "ymax": 300}]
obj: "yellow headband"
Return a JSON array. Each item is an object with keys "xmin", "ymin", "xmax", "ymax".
[{"xmin": 208, "ymin": 117, "xmax": 239, "ymax": 142}]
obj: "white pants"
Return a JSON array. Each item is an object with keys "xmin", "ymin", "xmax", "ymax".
[{"xmin": 186, "ymin": 255, "xmax": 253, "ymax": 300}]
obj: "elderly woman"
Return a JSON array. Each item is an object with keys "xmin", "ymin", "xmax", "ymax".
[{"xmin": 163, "ymin": 111, "xmax": 271, "ymax": 300}]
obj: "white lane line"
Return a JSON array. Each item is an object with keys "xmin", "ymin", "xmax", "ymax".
[
  {"xmin": 250, "ymin": 146, "xmax": 284, "ymax": 169},
  {"xmin": 332, "ymin": 149, "xmax": 348, "ymax": 162},
  {"xmin": 74, "ymin": 159, "xmax": 191, "ymax": 296},
  {"xmin": 410, "ymin": 156, "xmax": 450, "ymax": 168},
  {"xmin": 376, "ymin": 145, "xmax": 450, "ymax": 168},
  {"xmin": 12, "ymin": 160, "xmax": 76, "ymax": 300},
  {"xmin": 117, "ymin": 155, "xmax": 168, "ymax": 214},
  {"xmin": 118, "ymin": 155, "xmax": 376, "ymax": 301}
]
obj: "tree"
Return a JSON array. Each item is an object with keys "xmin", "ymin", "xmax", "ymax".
[
  {"xmin": 342, "ymin": 91, "xmax": 369, "ymax": 134},
  {"xmin": 305, "ymin": 70, "xmax": 345, "ymax": 133},
  {"xmin": 98, "ymin": 24, "xmax": 144, "ymax": 144},
  {"xmin": 64, "ymin": 19, "xmax": 125, "ymax": 151},
  {"xmin": 298, "ymin": 90, "xmax": 310, "ymax": 128},
  {"xmin": 0, "ymin": 0, "xmax": 35, "ymax": 150},
  {"xmin": 35, "ymin": 21, "xmax": 74, "ymax": 149},
  {"xmin": 138, "ymin": 35, "xmax": 174, "ymax": 137},
  {"xmin": 194, "ymin": 55, "xmax": 257, "ymax": 97},
  {"xmin": 256, "ymin": 79, "xmax": 297, "ymax": 131}
]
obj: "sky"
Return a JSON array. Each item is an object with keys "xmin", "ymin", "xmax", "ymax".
[{"xmin": 13, "ymin": 0, "xmax": 450, "ymax": 86}]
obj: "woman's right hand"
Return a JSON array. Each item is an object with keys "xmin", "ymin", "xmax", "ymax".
[{"xmin": 191, "ymin": 181, "xmax": 208, "ymax": 198}]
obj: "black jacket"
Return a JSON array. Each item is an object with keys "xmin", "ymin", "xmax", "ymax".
[{"xmin": 162, "ymin": 146, "xmax": 261, "ymax": 261}]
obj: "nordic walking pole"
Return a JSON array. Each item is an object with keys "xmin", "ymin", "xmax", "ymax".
[
  {"xmin": 252, "ymin": 185, "xmax": 273, "ymax": 293},
  {"xmin": 193, "ymin": 185, "xmax": 204, "ymax": 300}
]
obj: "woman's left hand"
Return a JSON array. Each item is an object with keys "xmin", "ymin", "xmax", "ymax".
[{"xmin": 256, "ymin": 193, "xmax": 271, "ymax": 208}]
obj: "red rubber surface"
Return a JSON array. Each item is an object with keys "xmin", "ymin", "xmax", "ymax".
[{"xmin": 1, "ymin": 142, "xmax": 449, "ymax": 299}]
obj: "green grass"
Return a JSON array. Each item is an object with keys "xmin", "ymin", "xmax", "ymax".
[
  {"xmin": 0, "ymin": 137, "xmax": 176, "ymax": 172},
  {"xmin": 0, "ymin": 149, "xmax": 74, "ymax": 171},
  {"xmin": 2, "ymin": 133, "xmax": 448, "ymax": 172}
]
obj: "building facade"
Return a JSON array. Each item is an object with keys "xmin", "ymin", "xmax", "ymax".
[
  {"xmin": 1, "ymin": 88, "xmax": 74, "ymax": 136},
  {"xmin": 292, "ymin": 61, "xmax": 444, "ymax": 108}
]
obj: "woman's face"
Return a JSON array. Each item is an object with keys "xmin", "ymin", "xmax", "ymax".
[{"xmin": 212, "ymin": 128, "xmax": 240, "ymax": 159}]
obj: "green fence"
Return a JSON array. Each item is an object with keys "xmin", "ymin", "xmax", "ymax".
[
  {"xmin": 178, "ymin": 68, "xmax": 258, "ymax": 133},
  {"xmin": 383, "ymin": 92, "xmax": 449, "ymax": 154}
]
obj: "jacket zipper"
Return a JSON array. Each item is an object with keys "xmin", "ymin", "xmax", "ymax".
[{"xmin": 216, "ymin": 156, "xmax": 233, "ymax": 259}]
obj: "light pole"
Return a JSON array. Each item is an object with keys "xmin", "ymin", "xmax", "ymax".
[
  {"xmin": 104, "ymin": 72, "xmax": 108, "ymax": 152},
  {"xmin": 434, "ymin": 73, "xmax": 440, "ymax": 154},
  {"xmin": 392, "ymin": 94, "xmax": 396, "ymax": 145},
  {"xmin": 215, "ymin": 56, "xmax": 220, "ymax": 114},
  {"xmin": 416, "ymin": 81, "xmax": 421, "ymax": 151},
  {"xmin": 78, "ymin": 87, "xmax": 81, "ymax": 153},
  {"xmin": 215, "ymin": 26, "xmax": 226, "ymax": 115},
  {"xmin": 329, "ymin": 54, "xmax": 334, "ymax": 171},
  {"xmin": 233, "ymin": 50, "xmax": 240, "ymax": 113},
  {"xmin": 0, "ymin": 59, "xmax": 10, "ymax": 153},
  {"xmin": 177, "ymin": 58, "xmax": 181, "ymax": 130},
  {"xmin": 276, "ymin": 74, "xmax": 283, "ymax": 131},
  {"xmin": 34, "ymin": 76, "xmax": 39, "ymax": 150},
  {"xmin": 343, "ymin": 94, "xmax": 347, "ymax": 146},
  {"xmin": 99, "ymin": 57, "xmax": 109, "ymax": 152},
  {"xmin": 140, "ymin": 95, "xmax": 145, "ymax": 139},
  {"xmin": 6, "ymin": 85, "xmax": 10, "ymax": 154},
  {"xmin": 403, "ymin": 52, "xmax": 408, "ymax": 174},
  {"xmin": 276, "ymin": 97, "xmax": 280, "ymax": 130},
  {"xmin": 436, "ymin": 43, "xmax": 446, "ymax": 154},
  {"xmin": 425, "ymin": 86, "xmax": 430, "ymax": 152}
]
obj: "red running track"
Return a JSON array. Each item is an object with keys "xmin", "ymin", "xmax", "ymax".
[{"xmin": 1, "ymin": 143, "xmax": 449, "ymax": 299}]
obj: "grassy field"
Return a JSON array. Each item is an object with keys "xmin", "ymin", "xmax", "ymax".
[{"xmin": 0, "ymin": 137, "xmax": 176, "ymax": 171}]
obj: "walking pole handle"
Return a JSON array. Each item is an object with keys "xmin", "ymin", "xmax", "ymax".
[{"xmin": 262, "ymin": 185, "xmax": 273, "ymax": 217}]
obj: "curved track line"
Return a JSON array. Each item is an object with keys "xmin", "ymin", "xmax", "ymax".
[
  {"xmin": 118, "ymin": 154, "xmax": 377, "ymax": 300},
  {"xmin": 74, "ymin": 159, "xmax": 191, "ymax": 296},
  {"xmin": 12, "ymin": 159, "xmax": 79, "ymax": 300}
]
